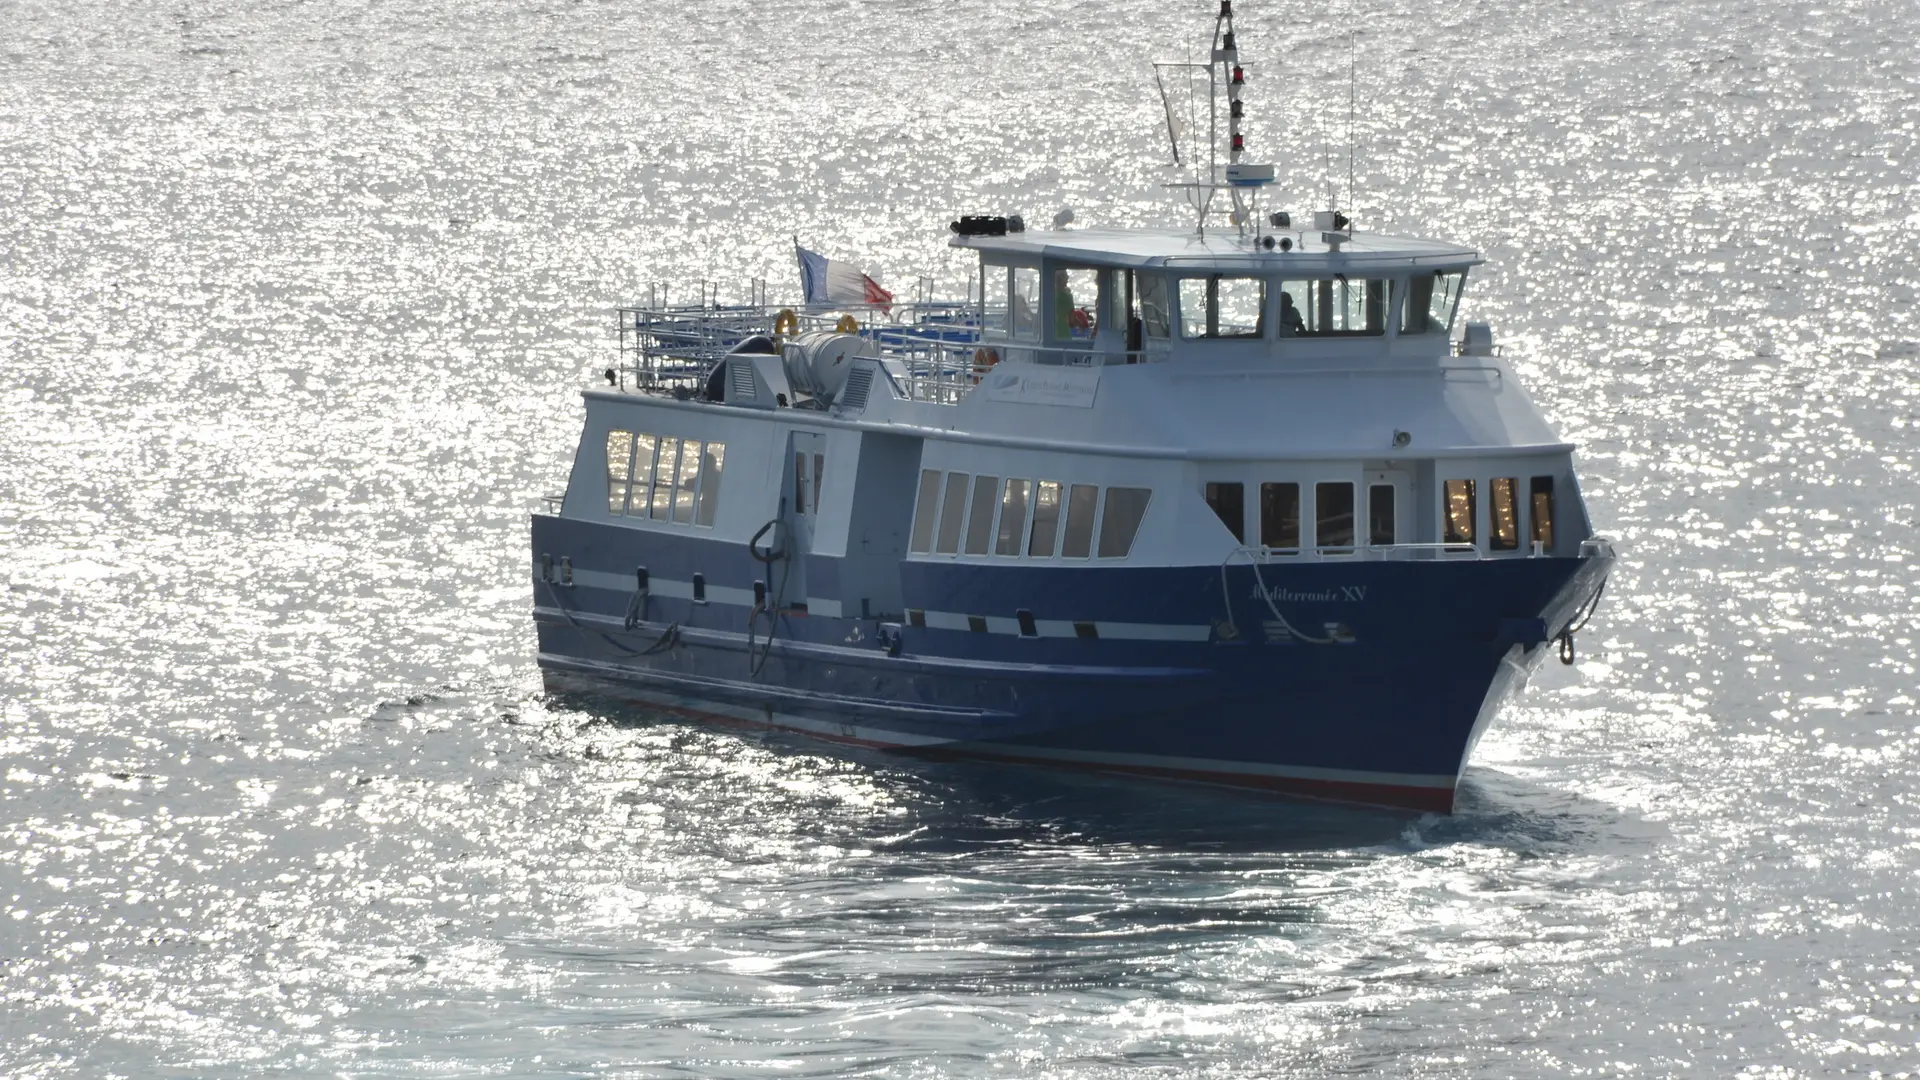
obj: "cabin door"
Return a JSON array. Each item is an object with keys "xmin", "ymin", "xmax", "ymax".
[
  {"xmin": 783, "ymin": 431, "xmax": 827, "ymax": 603},
  {"xmin": 1364, "ymin": 468, "xmax": 1412, "ymax": 549}
]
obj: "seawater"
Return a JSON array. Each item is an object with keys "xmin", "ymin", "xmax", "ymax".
[{"xmin": 4, "ymin": 0, "xmax": 1918, "ymax": 1075}]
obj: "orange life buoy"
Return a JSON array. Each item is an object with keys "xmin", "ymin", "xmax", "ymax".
[{"xmin": 773, "ymin": 308, "xmax": 799, "ymax": 336}]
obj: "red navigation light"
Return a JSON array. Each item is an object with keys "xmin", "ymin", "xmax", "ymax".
[
  {"xmin": 1232, "ymin": 133, "xmax": 1245, "ymax": 152},
  {"xmin": 1232, "ymin": 66, "xmax": 1245, "ymax": 84}
]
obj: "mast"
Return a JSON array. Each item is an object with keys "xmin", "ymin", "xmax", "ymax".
[{"xmin": 1157, "ymin": 2, "xmax": 1274, "ymax": 235}]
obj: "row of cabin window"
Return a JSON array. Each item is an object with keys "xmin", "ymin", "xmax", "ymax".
[
  {"xmin": 605, "ymin": 430, "xmax": 725, "ymax": 526},
  {"xmin": 909, "ymin": 471, "xmax": 1151, "ymax": 560},
  {"xmin": 1204, "ymin": 476, "xmax": 1557, "ymax": 552},
  {"xmin": 1444, "ymin": 476, "xmax": 1556, "ymax": 551},
  {"xmin": 980, "ymin": 266, "xmax": 1465, "ymax": 343},
  {"xmin": 1205, "ymin": 481, "xmax": 1386, "ymax": 549}
]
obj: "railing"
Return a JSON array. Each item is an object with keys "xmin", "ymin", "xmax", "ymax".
[
  {"xmin": 613, "ymin": 297, "xmax": 1159, "ymax": 406},
  {"xmin": 1233, "ymin": 540, "xmax": 1556, "ymax": 563}
]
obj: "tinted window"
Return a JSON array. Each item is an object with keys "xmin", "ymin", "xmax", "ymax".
[
  {"xmin": 1098, "ymin": 487, "xmax": 1151, "ymax": 558},
  {"xmin": 935, "ymin": 472, "xmax": 970, "ymax": 554},
  {"xmin": 965, "ymin": 475, "xmax": 1000, "ymax": 555},
  {"xmin": 1489, "ymin": 477, "xmax": 1519, "ymax": 551},
  {"xmin": 631, "ymin": 434, "xmax": 659, "ymax": 518},
  {"xmin": 1205, "ymin": 482, "xmax": 1245, "ymax": 543},
  {"xmin": 1444, "ymin": 479, "xmax": 1476, "ymax": 546},
  {"xmin": 1316, "ymin": 482, "xmax": 1355, "ymax": 549},
  {"xmin": 1368, "ymin": 483, "xmax": 1395, "ymax": 546},
  {"xmin": 996, "ymin": 479, "xmax": 1030, "ymax": 556},
  {"xmin": 672, "ymin": 442, "xmax": 700, "ymax": 524},
  {"xmin": 1061, "ymin": 483, "xmax": 1099, "ymax": 558},
  {"xmin": 1260, "ymin": 482, "xmax": 1299, "ymax": 548},
  {"xmin": 1029, "ymin": 480, "xmax": 1063, "ymax": 557},
  {"xmin": 1530, "ymin": 476, "xmax": 1556, "ymax": 551},
  {"xmin": 909, "ymin": 469, "xmax": 941, "ymax": 553}
]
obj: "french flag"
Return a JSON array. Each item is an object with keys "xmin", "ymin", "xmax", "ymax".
[{"xmin": 796, "ymin": 242, "xmax": 893, "ymax": 311}]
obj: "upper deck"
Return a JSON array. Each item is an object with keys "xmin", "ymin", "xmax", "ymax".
[{"xmin": 953, "ymin": 224, "xmax": 1481, "ymax": 274}]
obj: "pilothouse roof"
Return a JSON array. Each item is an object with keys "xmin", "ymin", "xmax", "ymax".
[{"xmin": 952, "ymin": 226, "xmax": 1481, "ymax": 273}]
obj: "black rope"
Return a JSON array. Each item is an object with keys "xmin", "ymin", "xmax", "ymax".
[{"xmin": 1555, "ymin": 577, "xmax": 1607, "ymax": 667}]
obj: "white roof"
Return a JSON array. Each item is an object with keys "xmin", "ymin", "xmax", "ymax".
[{"xmin": 952, "ymin": 226, "xmax": 1480, "ymax": 274}]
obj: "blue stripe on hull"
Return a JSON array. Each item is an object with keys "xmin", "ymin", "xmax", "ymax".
[{"xmin": 530, "ymin": 515, "xmax": 1608, "ymax": 811}]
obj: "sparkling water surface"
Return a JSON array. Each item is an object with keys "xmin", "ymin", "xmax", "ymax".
[{"xmin": 4, "ymin": 0, "xmax": 1919, "ymax": 1075}]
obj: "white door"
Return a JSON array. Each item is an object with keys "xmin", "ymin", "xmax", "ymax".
[
  {"xmin": 1364, "ymin": 469, "xmax": 1412, "ymax": 549},
  {"xmin": 783, "ymin": 432, "xmax": 826, "ymax": 602}
]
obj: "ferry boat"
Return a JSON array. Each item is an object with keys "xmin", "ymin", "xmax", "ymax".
[{"xmin": 529, "ymin": 1, "xmax": 1613, "ymax": 812}]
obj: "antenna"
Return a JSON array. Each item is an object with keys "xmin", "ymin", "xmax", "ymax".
[{"xmin": 1346, "ymin": 12, "xmax": 1359, "ymax": 220}]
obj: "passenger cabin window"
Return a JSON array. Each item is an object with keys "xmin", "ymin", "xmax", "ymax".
[
  {"xmin": 1277, "ymin": 278, "xmax": 1386, "ymax": 336},
  {"xmin": 1316, "ymin": 482, "xmax": 1355, "ymax": 550},
  {"xmin": 909, "ymin": 469, "xmax": 941, "ymax": 553},
  {"xmin": 1489, "ymin": 477, "xmax": 1520, "ymax": 551},
  {"xmin": 1400, "ymin": 270, "xmax": 1467, "ymax": 335},
  {"xmin": 1260, "ymin": 482, "xmax": 1299, "ymax": 549},
  {"xmin": 1179, "ymin": 275, "xmax": 1266, "ymax": 339},
  {"xmin": 1368, "ymin": 483, "xmax": 1396, "ymax": 546},
  {"xmin": 906, "ymin": 473, "xmax": 1149, "ymax": 560},
  {"xmin": 1098, "ymin": 488, "xmax": 1151, "ymax": 558},
  {"xmin": 1444, "ymin": 478, "xmax": 1477, "ymax": 546},
  {"xmin": 696, "ymin": 443, "xmax": 724, "ymax": 526},
  {"xmin": 606, "ymin": 431, "xmax": 635, "ymax": 513},
  {"xmin": 1530, "ymin": 476, "xmax": 1555, "ymax": 550},
  {"xmin": 1205, "ymin": 482, "xmax": 1246, "ymax": 543},
  {"xmin": 1029, "ymin": 480, "xmax": 1063, "ymax": 556},
  {"xmin": 935, "ymin": 472, "xmax": 970, "ymax": 554},
  {"xmin": 1061, "ymin": 484, "xmax": 1099, "ymax": 558},
  {"xmin": 965, "ymin": 475, "xmax": 1000, "ymax": 555},
  {"xmin": 996, "ymin": 479, "xmax": 1031, "ymax": 556},
  {"xmin": 603, "ymin": 430, "xmax": 722, "ymax": 528},
  {"xmin": 792, "ymin": 452, "xmax": 809, "ymax": 514}
]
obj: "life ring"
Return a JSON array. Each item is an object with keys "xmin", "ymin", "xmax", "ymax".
[
  {"xmin": 834, "ymin": 314, "xmax": 859, "ymax": 334},
  {"xmin": 971, "ymin": 347, "xmax": 1000, "ymax": 382},
  {"xmin": 773, "ymin": 308, "xmax": 799, "ymax": 337}
]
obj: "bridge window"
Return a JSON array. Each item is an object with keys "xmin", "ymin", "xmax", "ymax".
[
  {"xmin": 909, "ymin": 469, "xmax": 941, "ymax": 553},
  {"xmin": 1205, "ymin": 482, "xmax": 1246, "ymax": 543},
  {"xmin": 1053, "ymin": 268, "xmax": 1099, "ymax": 341},
  {"xmin": 1400, "ymin": 270, "xmax": 1467, "ymax": 335},
  {"xmin": 1489, "ymin": 477, "xmax": 1520, "ymax": 551},
  {"xmin": 996, "ymin": 479, "xmax": 1031, "ymax": 556},
  {"xmin": 1260, "ymin": 482, "xmax": 1299, "ymax": 549},
  {"xmin": 1443, "ymin": 478, "xmax": 1477, "ymax": 546},
  {"xmin": 1316, "ymin": 482, "xmax": 1355, "ymax": 549},
  {"xmin": 1029, "ymin": 480, "xmax": 1063, "ymax": 556},
  {"xmin": 965, "ymin": 475, "xmax": 1000, "ymax": 555},
  {"xmin": 935, "ymin": 472, "xmax": 970, "ymax": 554},
  {"xmin": 1530, "ymin": 476, "xmax": 1555, "ymax": 550},
  {"xmin": 1061, "ymin": 484, "xmax": 1099, "ymax": 558},
  {"xmin": 1179, "ymin": 275, "xmax": 1266, "ymax": 339},
  {"xmin": 981, "ymin": 263, "xmax": 1010, "ymax": 335},
  {"xmin": 1098, "ymin": 487, "xmax": 1151, "ymax": 558},
  {"xmin": 1277, "ymin": 277, "xmax": 1386, "ymax": 336},
  {"xmin": 1136, "ymin": 274, "xmax": 1173, "ymax": 341},
  {"xmin": 1368, "ymin": 483, "xmax": 1396, "ymax": 546},
  {"xmin": 606, "ymin": 430, "xmax": 635, "ymax": 514},
  {"xmin": 1011, "ymin": 267, "xmax": 1040, "ymax": 340}
]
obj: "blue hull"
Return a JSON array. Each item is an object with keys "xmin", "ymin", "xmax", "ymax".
[{"xmin": 531, "ymin": 515, "xmax": 1608, "ymax": 811}]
